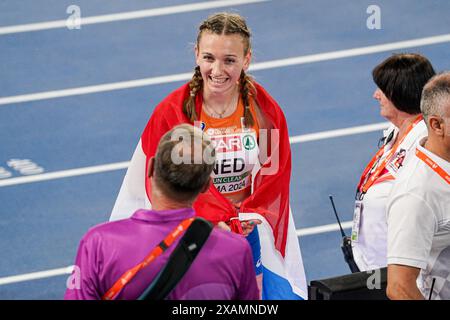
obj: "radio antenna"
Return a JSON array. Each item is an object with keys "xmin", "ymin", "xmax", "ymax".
[{"xmin": 329, "ymin": 195, "xmax": 346, "ymax": 238}]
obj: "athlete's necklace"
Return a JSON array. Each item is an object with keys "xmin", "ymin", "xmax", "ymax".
[{"xmin": 203, "ymin": 94, "xmax": 239, "ymax": 119}]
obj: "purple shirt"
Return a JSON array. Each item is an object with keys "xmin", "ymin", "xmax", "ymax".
[{"xmin": 64, "ymin": 208, "xmax": 258, "ymax": 300}]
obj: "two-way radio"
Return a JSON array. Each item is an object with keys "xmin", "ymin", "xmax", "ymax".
[{"xmin": 329, "ymin": 195, "xmax": 360, "ymax": 273}]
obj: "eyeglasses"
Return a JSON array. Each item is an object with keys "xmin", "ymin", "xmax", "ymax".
[{"xmin": 378, "ymin": 130, "xmax": 395, "ymax": 149}]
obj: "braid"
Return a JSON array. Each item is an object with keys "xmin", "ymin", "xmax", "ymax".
[
  {"xmin": 240, "ymin": 70, "xmax": 257, "ymax": 128},
  {"xmin": 183, "ymin": 66, "xmax": 203, "ymax": 122}
]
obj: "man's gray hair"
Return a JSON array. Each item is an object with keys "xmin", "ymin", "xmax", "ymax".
[
  {"xmin": 420, "ymin": 71, "xmax": 450, "ymax": 123},
  {"xmin": 153, "ymin": 124, "xmax": 216, "ymax": 202}
]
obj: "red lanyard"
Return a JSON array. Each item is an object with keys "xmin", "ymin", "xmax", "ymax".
[
  {"xmin": 415, "ymin": 148, "xmax": 450, "ymax": 184},
  {"xmin": 357, "ymin": 115, "xmax": 423, "ymax": 197},
  {"xmin": 102, "ymin": 217, "xmax": 194, "ymax": 300}
]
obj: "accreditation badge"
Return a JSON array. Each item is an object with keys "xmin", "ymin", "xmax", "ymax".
[{"xmin": 351, "ymin": 201, "xmax": 363, "ymax": 242}]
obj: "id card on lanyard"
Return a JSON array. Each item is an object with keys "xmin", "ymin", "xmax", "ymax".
[
  {"xmin": 355, "ymin": 115, "xmax": 422, "ymax": 201},
  {"xmin": 352, "ymin": 201, "xmax": 363, "ymax": 242}
]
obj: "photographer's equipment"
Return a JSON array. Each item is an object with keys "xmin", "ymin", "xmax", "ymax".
[
  {"xmin": 309, "ymin": 267, "xmax": 388, "ymax": 300},
  {"xmin": 139, "ymin": 217, "xmax": 213, "ymax": 300},
  {"xmin": 329, "ymin": 195, "xmax": 360, "ymax": 273}
]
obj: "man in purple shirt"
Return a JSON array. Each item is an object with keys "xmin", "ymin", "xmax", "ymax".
[{"xmin": 64, "ymin": 124, "xmax": 259, "ymax": 300}]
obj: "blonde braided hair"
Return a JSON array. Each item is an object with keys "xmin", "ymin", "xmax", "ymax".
[{"xmin": 183, "ymin": 66, "xmax": 203, "ymax": 122}]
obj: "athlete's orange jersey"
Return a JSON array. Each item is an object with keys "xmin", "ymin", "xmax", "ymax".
[{"xmin": 200, "ymin": 96, "xmax": 260, "ymax": 202}]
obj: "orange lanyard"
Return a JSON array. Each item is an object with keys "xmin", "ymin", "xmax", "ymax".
[
  {"xmin": 415, "ymin": 148, "xmax": 450, "ymax": 184},
  {"xmin": 356, "ymin": 115, "xmax": 423, "ymax": 199},
  {"xmin": 102, "ymin": 217, "xmax": 194, "ymax": 300}
]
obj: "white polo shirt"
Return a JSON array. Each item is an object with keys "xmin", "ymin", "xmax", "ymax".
[
  {"xmin": 352, "ymin": 120, "xmax": 427, "ymax": 271},
  {"xmin": 387, "ymin": 138, "xmax": 450, "ymax": 300}
]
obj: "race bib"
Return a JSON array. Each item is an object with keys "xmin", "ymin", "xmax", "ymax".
[{"xmin": 209, "ymin": 131, "xmax": 259, "ymax": 195}]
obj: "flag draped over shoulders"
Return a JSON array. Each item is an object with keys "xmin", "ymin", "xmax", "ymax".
[
  {"xmin": 110, "ymin": 81, "xmax": 307, "ymax": 299},
  {"xmin": 136, "ymin": 82, "xmax": 291, "ymax": 257}
]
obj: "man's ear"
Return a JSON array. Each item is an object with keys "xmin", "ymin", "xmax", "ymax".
[
  {"xmin": 200, "ymin": 177, "xmax": 212, "ymax": 193},
  {"xmin": 148, "ymin": 157, "xmax": 155, "ymax": 178},
  {"xmin": 429, "ymin": 116, "xmax": 445, "ymax": 137}
]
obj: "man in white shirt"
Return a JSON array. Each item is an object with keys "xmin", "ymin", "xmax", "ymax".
[{"xmin": 386, "ymin": 72, "xmax": 450, "ymax": 300}]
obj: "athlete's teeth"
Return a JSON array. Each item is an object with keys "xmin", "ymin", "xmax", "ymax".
[{"xmin": 211, "ymin": 77, "xmax": 226, "ymax": 84}]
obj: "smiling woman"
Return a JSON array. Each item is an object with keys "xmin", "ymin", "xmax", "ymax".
[
  {"xmin": 196, "ymin": 32, "xmax": 248, "ymax": 103},
  {"xmin": 110, "ymin": 12, "xmax": 307, "ymax": 300}
]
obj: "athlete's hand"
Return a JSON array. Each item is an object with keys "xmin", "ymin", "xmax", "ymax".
[
  {"xmin": 241, "ymin": 219, "xmax": 262, "ymax": 236},
  {"xmin": 216, "ymin": 221, "xmax": 231, "ymax": 232}
]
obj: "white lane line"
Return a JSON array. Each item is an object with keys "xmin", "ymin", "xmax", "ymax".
[
  {"xmin": 0, "ymin": 162, "xmax": 130, "ymax": 187},
  {"xmin": 0, "ymin": 221, "xmax": 352, "ymax": 286},
  {"xmin": 1, "ymin": 33, "xmax": 450, "ymax": 106},
  {"xmin": 0, "ymin": 266, "xmax": 74, "ymax": 286},
  {"xmin": 0, "ymin": 73, "xmax": 193, "ymax": 106},
  {"xmin": 250, "ymin": 33, "xmax": 450, "ymax": 71},
  {"xmin": 0, "ymin": 121, "xmax": 387, "ymax": 188},
  {"xmin": 289, "ymin": 121, "xmax": 389, "ymax": 143},
  {"xmin": 296, "ymin": 221, "xmax": 353, "ymax": 237},
  {"xmin": 0, "ymin": 0, "xmax": 269, "ymax": 35}
]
